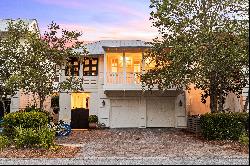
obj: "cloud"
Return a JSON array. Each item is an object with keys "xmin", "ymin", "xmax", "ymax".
[
  {"xmin": 39, "ymin": 16, "xmax": 158, "ymax": 42},
  {"xmin": 34, "ymin": 0, "xmax": 146, "ymax": 18},
  {"xmin": 34, "ymin": 0, "xmax": 158, "ymax": 41}
]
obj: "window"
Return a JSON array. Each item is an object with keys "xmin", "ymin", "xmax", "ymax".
[
  {"xmin": 83, "ymin": 57, "xmax": 98, "ymax": 76},
  {"xmin": 65, "ymin": 57, "xmax": 80, "ymax": 76}
]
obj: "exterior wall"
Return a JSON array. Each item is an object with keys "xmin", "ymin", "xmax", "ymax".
[
  {"xmin": 186, "ymin": 84, "xmax": 248, "ymax": 115},
  {"xmin": 186, "ymin": 85, "xmax": 210, "ymax": 115},
  {"xmin": 10, "ymin": 91, "xmax": 20, "ymax": 113},
  {"xmin": 10, "ymin": 90, "xmax": 51, "ymax": 113},
  {"xmin": 175, "ymin": 93, "xmax": 186, "ymax": 128},
  {"xmin": 59, "ymin": 92, "xmax": 71, "ymax": 124}
]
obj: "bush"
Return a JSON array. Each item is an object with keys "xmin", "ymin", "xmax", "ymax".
[
  {"xmin": 51, "ymin": 96, "xmax": 59, "ymax": 108},
  {"xmin": 14, "ymin": 126, "xmax": 55, "ymax": 149},
  {"xmin": 0, "ymin": 135, "xmax": 10, "ymax": 150},
  {"xmin": 239, "ymin": 132, "xmax": 249, "ymax": 146},
  {"xmin": 2, "ymin": 111, "xmax": 49, "ymax": 137},
  {"xmin": 200, "ymin": 112, "xmax": 249, "ymax": 140},
  {"xmin": 88, "ymin": 115, "xmax": 98, "ymax": 123},
  {"xmin": 23, "ymin": 106, "xmax": 51, "ymax": 120}
]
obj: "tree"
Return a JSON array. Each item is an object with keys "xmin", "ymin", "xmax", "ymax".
[
  {"xmin": 0, "ymin": 20, "xmax": 87, "ymax": 110},
  {"xmin": 141, "ymin": 0, "xmax": 249, "ymax": 113},
  {"xmin": 0, "ymin": 20, "xmax": 30, "ymax": 113}
]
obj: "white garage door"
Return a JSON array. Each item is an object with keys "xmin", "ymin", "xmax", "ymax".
[
  {"xmin": 110, "ymin": 99, "xmax": 140, "ymax": 128},
  {"xmin": 146, "ymin": 97, "xmax": 175, "ymax": 127}
]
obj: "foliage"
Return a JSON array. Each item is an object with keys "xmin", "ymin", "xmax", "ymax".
[
  {"xmin": 51, "ymin": 95, "xmax": 59, "ymax": 108},
  {"xmin": 239, "ymin": 132, "xmax": 249, "ymax": 145},
  {"xmin": 2, "ymin": 111, "xmax": 49, "ymax": 136},
  {"xmin": 0, "ymin": 20, "xmax": 87, "ymax": 110},
  {"xmin": 88, "ymin": 115, "xmax": 98, "ymax": 123},
  {"xmin": 142, "ymin": 0, "xmax": 249, "ymax": 112},
  {"xmin": 0, "ymin": 135, "xmax": 10, "ymax": 150},
  {"xmin": 14, "ymin": 126, "xmax": 55, "ymax": 149},
  {"xmin": 200, "ymin": 112, "xmax": 249, "ymax": 140}
]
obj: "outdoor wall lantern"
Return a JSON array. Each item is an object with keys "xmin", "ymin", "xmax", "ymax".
[
  {"xmin": 102, "ymin": 100, "xmax": 106, "ymax": 107},
  {"xmin": 179, "ymin": 100, "xmax": 183, "ymax": 107}
]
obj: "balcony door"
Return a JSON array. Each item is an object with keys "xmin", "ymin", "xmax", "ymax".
[
  {"xmin": 125, "ymin": 53, "xmax": 142, "ymax": 84},
  {"xmin": 107, "ymin": 53, "xmax": 123, "ymax": 84}
]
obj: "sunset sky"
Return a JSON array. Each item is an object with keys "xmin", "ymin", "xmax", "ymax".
[{"xmin": 1, "ymin": 0, "xmax": 159, "ymax": 42}]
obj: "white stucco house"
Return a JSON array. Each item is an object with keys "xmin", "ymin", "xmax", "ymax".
[{"xmin": 58, "ymin": 40, "xmax": 187, "ymax": 128}]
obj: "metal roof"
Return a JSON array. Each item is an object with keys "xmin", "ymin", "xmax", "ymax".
[
  {"xmin": 0, "ymin": 19, "xmax": 36, "ymax": 32},
  {"xmin": 75, "ymin": 40, "xmax": 150, "ymax": 55}
]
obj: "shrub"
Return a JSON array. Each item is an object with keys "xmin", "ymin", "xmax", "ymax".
[
  {"xmin": 51, "ymin": 96, "xmax": 59, "ymax": 108},
  {"xmin": 239, "ymin": 132, "xmax": 249, "ymax": 146},
  {"xmin": 2, "ymin": 111, "xmax": 49, "ymax": 137},
  {"xmin": 39, "ymin": 127, "xmax": 56, "ymax": 149},
  {"xmin": 88, "ymin": 115, "xmax": 98, "ymax": 123},
  {"xmin": 200, "ymin": 112, "xmax": 249, "ymax": 140},
  {"xmin": 0, "ymin": 135, "xmax": 10, "ymax": 150},
  {"xmin": 14, "ymin": 126, "xmax": 55, "ymax": 149},
  {"xmin": 23, "ymin": 106, "xmax": 51, "ymax": 120}
]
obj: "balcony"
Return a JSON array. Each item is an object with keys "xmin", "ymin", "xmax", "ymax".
[
  {"xmin": 103, "ymin": 72, "xmax": 176, "ymax": 91},
  {"xmin": 104, "ymin": 72, "xmax": 142, "ymax": 90}
]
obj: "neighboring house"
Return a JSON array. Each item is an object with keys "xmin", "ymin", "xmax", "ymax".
[{"xmin": 0, "ymin": 19, "xmax": 51, "ymax": 115}]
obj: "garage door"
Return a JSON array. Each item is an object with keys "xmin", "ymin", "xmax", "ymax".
[
  {"xmin": 110, "ymin": 99, "xmax": 140, "ymax": 128},
  {"xmin": 146, "ymin": 97, "xmax": 175, "ymax": 127}
]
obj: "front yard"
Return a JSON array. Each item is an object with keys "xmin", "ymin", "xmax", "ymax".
[{"xmin": 0, "ymin": 128, "xmax": 248, "ymax": 158}]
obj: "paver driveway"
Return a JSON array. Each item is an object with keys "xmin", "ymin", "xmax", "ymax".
[{"xmin": 55, "ymin": 128, "xmax": 248, "ymax": 159}]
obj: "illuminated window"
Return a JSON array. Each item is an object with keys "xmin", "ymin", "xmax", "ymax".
[
  {"xmin": 65, "ymin": 57, "xmax": 80, "ymax": 76},
  {"xmin": 83, "ymin": 57, "xmax": 98, "ymax": 76},
  {"xmin": 111, "ymin": 59, "xmax": 118, "ymax": 72}
]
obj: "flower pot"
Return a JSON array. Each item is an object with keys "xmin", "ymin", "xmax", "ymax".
[{"xmin": 89, "ymin": 122, "xmax": 97, "ymax": 129}]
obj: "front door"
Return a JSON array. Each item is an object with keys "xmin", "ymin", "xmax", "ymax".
[
  {"xmin": 70, "ymin": 93, "xmax": 90, "ymax": 129},
  {"xmin": 71, "ymin": 108, "xmax": 89, "ymax": 129}
]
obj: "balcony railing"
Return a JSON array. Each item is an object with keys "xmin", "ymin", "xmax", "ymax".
[
  {"xmin": 106, "ymin": 72, "xmax": 141, "ymax": 85},
  {"xmin": 104, "ymin": 72, "xmax": 177, "ymax": 91}
]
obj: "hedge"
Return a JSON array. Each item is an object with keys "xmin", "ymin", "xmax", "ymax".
[
  {"xmin": 2, "ymin": 111, "xmax": 49, "ymax": 137},
  {"xmin": 200, "ymin": 112, "xmax": 249, "ymax": 140}
]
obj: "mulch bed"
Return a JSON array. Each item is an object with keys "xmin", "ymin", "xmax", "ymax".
[{"xmin": 0, "ymin": 145, "xmax": 81, "ymax": 158}]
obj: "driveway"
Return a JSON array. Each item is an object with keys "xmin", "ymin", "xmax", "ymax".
[
  {"xmin": 0, "ymin": 128, "xmax": 248, "ymax": 165},
  {"xmin": 55, "ymin": 128, "xmax": 248, "ymax": 159}
]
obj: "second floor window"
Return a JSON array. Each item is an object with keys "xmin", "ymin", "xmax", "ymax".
[
  {"xmin": 83, "ymin": 57, "xmax": 98, "ymax": 76},
  {"xmin": 65, "ymin": 57, "xmax": 80, "ymax": 76}
]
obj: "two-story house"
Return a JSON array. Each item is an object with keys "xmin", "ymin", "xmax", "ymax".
[{"xmin": 59, "ymin": 40, "xmax": 187, "ymax": 128}]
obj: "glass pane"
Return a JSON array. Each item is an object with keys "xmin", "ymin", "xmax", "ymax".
[
  {"xmin": 84, "ymin": 67, "xmax": 89, "ymax": 71},
  {"xmin": 92, "ymin": 59, "xmax": 97, "ymax": 65},
  {"xmin": 85, "ymin": 59, "xmax": 89, "ymax": 65},
  {"xmin": 92, "ymin": 66, "xmax": 96, "ymax": 71}
]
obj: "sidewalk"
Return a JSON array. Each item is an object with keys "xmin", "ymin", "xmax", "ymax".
[{"xmin": 0, "ymin": 157, "xmax": 248, "ymax": 165}]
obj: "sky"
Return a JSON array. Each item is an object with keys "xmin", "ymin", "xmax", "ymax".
[{"xmin": 0, "ymin": 0, "xmax": 159, "ymax": 42}]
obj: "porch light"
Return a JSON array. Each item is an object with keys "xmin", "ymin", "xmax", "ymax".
[
  {"xmin": 102, "ymin": 100, "xmax": 106, "ymax": 107},
  {"xmin": 179, "ymin": 100, "xmax": 183, "ymax": 107}
]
